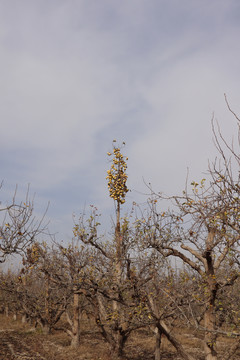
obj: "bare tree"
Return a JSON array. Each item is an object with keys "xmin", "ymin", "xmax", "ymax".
[
  {"xmin": 73, "ymin": 144, "xmax": 155, "ymax": 359},
  {"xmin": 20, "ymin": 243, "xmax": 68, "ymax": 334},
  {"xmin": 56, "ymin": 241, "xmax": 92, "ymax": 347},
  {"xmin": 0, "ymin": 185, "xmax": 48, "ymax": 262},
  {"xmin": 74, "ymin": 208, "xmax": 154, "ymax": 359},
  {"xmin": 138, "ymin": 97, "xmax": 240, "ymax": 360},
  {"xmin": 143, "ymin": 258, "xmax": 196, "ymax": 360}
]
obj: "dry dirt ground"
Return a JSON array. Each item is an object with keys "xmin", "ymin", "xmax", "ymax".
[{"xmin": 0, "ymin": 314, "xmax": 239, "ymax": 360}]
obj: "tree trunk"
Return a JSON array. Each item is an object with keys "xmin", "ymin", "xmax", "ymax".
[
  {"xmin": 158, "ymin": 321, "xmax": 195, "ymax": 360},
  {"xmin": 22, "ymin": 313, "xmax": 27, "ymax": 323},
  {"xmin": 111, "ymin": 201, "xmax": 127, "ymax": 359},
  {"xmin": 42, "ymin": 324, "xmax": 51, "ymax": 335},
  {"xmin": 71, "ymin": 290, "xmax": 80, "ymax": 347},
  {"xmin": 117, "ymin": 330, "xmax": 128, "ymax": 359},
  {"xmin": 5, "ymin": 304, "xmax": 9, "ymax": 317},
  {"xmin": 111, "ymin": 331, "xmax": 127, "ymax": 360},
  {"xmin": 203, "ymin": 298, "xmax": 217, "ymax": 360},
  {"xmin": 39, "ymin": 320, "xmax": 51, "ymax": 335},
  {"xmin": 148, "ymin": 295, "xmax": 192, "ymax": 360},
  {"xmin": 154, "ymin": 326, "xmax": 162, "ymax": 360},
  {"xmin": 37, "ymin": 317, "xmax": 51, "ymax": 334},
  {"xmin": 203, "ymin": 229, "xmax": 217, "ymax": 360}
]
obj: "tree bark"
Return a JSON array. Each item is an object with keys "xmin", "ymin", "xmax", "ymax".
[
  {"xmin": 21, "ymin": 313, "xmax": 27, "ymax": 323},
  {"xmin": 204, "ymin": 310, "xmax": 217, "ymax": 360},
  {"xmin": 203, "ymin": 282, "xmax": 217, "ymax": 360},
  {"xmin": 71, "ymin": 290, "xmax": 80, "ymax": 347},
  {"xmin": 203, "ymin": 229, "xmax": 217, "ymax": 360},
  {"xmin": 38, "ymin": 319, "xmax": 51, "ymax": 335},
  {"xmin": 154, "ymin": 326, "xmax": 162, "ymax": 360}
]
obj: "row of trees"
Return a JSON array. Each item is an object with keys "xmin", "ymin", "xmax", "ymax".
[{"xmin": 1, "ymin": 98, "xmax": 240, "ymax": 360}]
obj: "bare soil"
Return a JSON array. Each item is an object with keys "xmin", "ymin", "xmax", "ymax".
[{"xmin": 0, "ymin": 314, "xmax": 239, "ymax": 360}]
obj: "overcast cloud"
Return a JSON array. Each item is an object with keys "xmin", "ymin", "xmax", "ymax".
[{"xmin": 1, "ymin": 0, "xmax": 240, "ymax": 240}]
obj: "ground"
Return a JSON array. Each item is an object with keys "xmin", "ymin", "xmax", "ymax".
[{"xmin": 0, "ymin": 314, "xmax": 238, "ymax": 360}]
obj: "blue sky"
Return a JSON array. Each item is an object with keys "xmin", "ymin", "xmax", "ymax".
[{"xmin": 1, "ymin": 0, "xmax": 240, "ymax": 242}]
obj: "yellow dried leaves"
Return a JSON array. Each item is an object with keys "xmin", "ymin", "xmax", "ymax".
[{"xmin": 106, "ymin": 143, "xmax": 129, "ymax": 204}]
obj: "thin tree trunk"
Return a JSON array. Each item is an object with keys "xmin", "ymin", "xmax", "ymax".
[
  {"xmin": 154, "ymin": 326, "xmax": 162, "ymax": 360},
  {"xmin": 22, "ymin": 313, "xmax": 27, "ymax": 323},
  {"xmin": 112, "ymin": 201, "xmax": 127, "ymax": 359},
  {"xmin": 203, "ymin": 229, "xmax": 217, "ymax": 360},
  {"xmin": 21, "ymin": 276, "xmax": 27, "ymax": 324},
  {"xmin": 45, "ymin": 275, "xmax": 50, "ymax": 327},
  {"xmin": 115, "ymin": 330, "xmax": 128, "ymax": 359},
  {"xmin": 71, "ymin": 290, "xmax": 80, "ymax": 347},
  {"xmin": 38, "ymin": 319, "xmax": 51, "ymax": 335},
  {"xmin": 42, "ymin": 324, "xmax": 51, "ymax": 335},
  {"xmin": 5, "ymin": 304, "xmax": 9, "ymax": 317}
]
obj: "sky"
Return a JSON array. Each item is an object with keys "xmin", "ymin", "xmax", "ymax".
[{"xmin": 1, "ymin": 0, "xmax": 240, "ymax": 243}]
